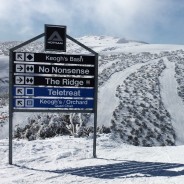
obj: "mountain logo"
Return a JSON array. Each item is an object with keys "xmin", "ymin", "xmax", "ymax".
[
  {"xmin": 45, "ymin": 24, "xmax": 66, "ymax": 51},
  {"xmin": 47, "ymin": 31, "xmax": 63, "ymax": 45},
  {"xmin": 48, "ymin": 31, "xmax": 63, "ymax": 42}
]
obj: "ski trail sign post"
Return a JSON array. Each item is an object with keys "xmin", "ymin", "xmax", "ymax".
[{"xmin": 9, "ymin": 25, "xmax": 98, "ymax": 164}]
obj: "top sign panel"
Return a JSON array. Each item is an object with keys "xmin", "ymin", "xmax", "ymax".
[
  {"xmin": 45, "ymin": 24, "xmax": 66, "ymax": 52},
  {"xmin": 13, "ymin": 52, "xmax": 95, "ymax": 65}
]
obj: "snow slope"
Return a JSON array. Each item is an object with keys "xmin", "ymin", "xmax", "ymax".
[
  {"xmin": 1, "ymin": 135, "xmax": 184, "ymax": 184},
  {"xmin": 0, "ymin": 55, "xmax": 8, "ymax": 95},
  {"xmin": 160, "ymin": 58, "xmax": 184, "ymax": 145},
  {"xmin": 1, "ymin": 36, "xmax": 184, "ymax": 183},
  {"xmin": 98, "ymin": 62, "xmax": 152, "ymax": 127}
]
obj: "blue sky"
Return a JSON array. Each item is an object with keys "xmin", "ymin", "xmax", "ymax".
[{"xmin": 0, "ymin": 0, "xmax": 184, "ymax": 44}]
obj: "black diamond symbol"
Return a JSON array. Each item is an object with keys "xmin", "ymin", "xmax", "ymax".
[{"xmin": 27, "ymin": 54, "xmax": 33, "ymax": 61}]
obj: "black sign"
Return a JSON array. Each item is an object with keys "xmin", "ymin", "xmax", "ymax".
[
  {"xmin": 14, "ymin": 76, "xmax": 94, "ymax": 87},
  {"xmin": 45, "ymin": 24, "xmax": 66, "ymax": 52},
  {"xmin": 13, "ymin": 63, "xmax": 95, "ymax": 76},
  {"xmin": 13, "ymin": 52, "xmax": 95, "ymax": 65}
]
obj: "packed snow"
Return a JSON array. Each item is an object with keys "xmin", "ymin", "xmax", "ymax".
[
  {"xmin": 160, "ymin": 58, "xmax": 184, "ymax": 145},
  {"xmin": 1, "ymin": 135, "xmax": 184, "ymax": 184},
  {"xmin": 98, "ymin": 62, "xmax": 148, "ymax": 127},
  {"xmin": 1, "ymin": 36, "xmax": 184, "ymax": 183}
]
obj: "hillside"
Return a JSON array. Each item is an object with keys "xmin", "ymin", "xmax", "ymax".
[{"xmin": 1, "ymin": 36, "xmax": 184, "ymax": 146}]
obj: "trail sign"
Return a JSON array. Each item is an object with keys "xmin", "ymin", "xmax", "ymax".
[
  {"xmin": 45, "ymin": 24, "xmax": 66, "ymax": 51},
  {"xmin": 13, "ymin": 76, "xmax": 94, "ymax": 87},
  {"xmin": 13, "ymin": 52, "xmax": 95, "ymax": 65},
  {"xmin": 9, "ymin": 24, "xmax": 98, "ymax": 165},
  {"xmin": 13, "ymin": 87, "xmax": 94, "ymax": 98},
  {"xmin": 13, "ymin": 98, "xmax": 94, "ymax": 109},
  {"xmin": 13, "ymin": 63, "xmax": 95, "ymax": 76}
]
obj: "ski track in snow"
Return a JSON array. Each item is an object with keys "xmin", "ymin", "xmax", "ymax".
[
  {"xmin": 160, "ymin": 58, "xmax": 184, "ymax": 145},
  {"xmin": 1, "ymin": 135, "xmax": 184, "ymax": 184},
  {"xmin": 97, "ymin": 59, "xmax": 159, "ymax": 127}
]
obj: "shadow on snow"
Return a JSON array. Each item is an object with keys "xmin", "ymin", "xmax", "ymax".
[{"xmin": 14, "ymin": 160, "xmax": 184, "ymax": 179}]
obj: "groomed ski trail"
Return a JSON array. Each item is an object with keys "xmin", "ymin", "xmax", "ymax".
[
  {"xmin": 160, "ymin": 58, "xmax": 184, "ymax": 145},
  {"xmin": 97, "ymin": 59, "xmax": 159, "ymax": 127}
]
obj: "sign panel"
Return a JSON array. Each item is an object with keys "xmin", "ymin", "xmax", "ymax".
[
  {"xmin": 9, "ymin": 24, "xmax": 98, "ymax": 165},
  {"xmin": 45, "ymin": 24, "xmax": 66, "ymax": 52},
  {"xmin": 13, "ymin": 52, "xmax": 95, "ymax": 65},
  {"xmin": 13, "ymin": 63, "xmax": 95, "ymax": 76},
  {"xmin": 13, "ymin": 76, "xmax": 94, "ymax": 87},
  {"xmin": 13, "ymin": 98, "xmax": 94, "ymax": 109},
  {"xmin": 13, "ymin": 87, "xmax": 94, "ymax": 98}
]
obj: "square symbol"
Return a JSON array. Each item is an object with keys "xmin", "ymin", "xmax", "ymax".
[
  {"xmin": 25, "ymin": 99, "xmax": 34, "ymax": 107},
  {"xmin": 26, "ymin": 88, "xmax": 34, "ymax": 96}
]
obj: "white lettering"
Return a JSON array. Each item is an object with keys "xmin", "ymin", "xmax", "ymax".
[
  {"xmin": 45, "ymin": 55, "xmax": 67, "ymax": 62},
  {"xmin": 47, "ymin": 41, "xmax": 63, "ymax": 45},
  {"xmin": 70, "ymin": 56, "xmax": 83, "ymax": 62},
  {"xmin": 45, "ymin": 78, "xmax": 60, "ymax": 85},
  {"xmin": 40, "ymin": 99, "xmax": 59, "ymax": 105},
  {"xmin": 39, "ymin": 66, "xmax": 50, "ymax": 73},
  {"xmin": 62, "ymin": 79, "xmax": 84, "ymax": 87},
  {"xmin": 47, "ymin": 89, "xmax": 81, "ymax": 97},
  {"xmin": 51, "ymin": 66, "xmax": 90, "ymax": 75},
  {"xmin": 66, "ymin": 100, "xmax": 88, "ymax": 105}
]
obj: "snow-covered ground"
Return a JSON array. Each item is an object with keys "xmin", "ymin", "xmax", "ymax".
[
  {"xmin": 1, "ymin": 135, "xmax": 184, "ymax": 184},
  {"xmin": 160, "ymin": 58, "xmax": 184, "ymax": 145},
  {"xmin": 98, "ymin": 62, "xmax": 148, "ymax": 127},
  {"xmin": 122, "ymin": 44, "xmax": 184, "ymax": 54},
  {"xmin": 0, "ymin": 55, "xmax": 8, "ymax": 78},
  {"xmin": 1, "ymin": 36, "xmax": 184, "ymax": 183},
  {"xmin": 0, "ymin": 55, "xmax": 8, "ymax": 95}
]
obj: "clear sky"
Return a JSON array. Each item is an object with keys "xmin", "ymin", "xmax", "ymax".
[{"xmin": 0, "ymin": 0, "xmax": 184, "ymax": 44}]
